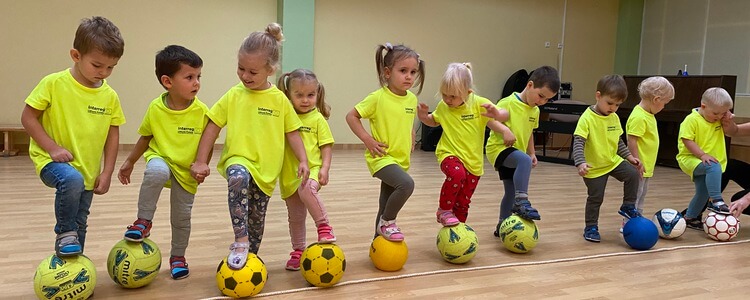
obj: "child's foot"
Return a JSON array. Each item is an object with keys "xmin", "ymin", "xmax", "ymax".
[
  {"xmin": 436, "ymin": 209, "xmax": 460, "ymax": 226},
  {"xmin": 285, "ymin": 249, "xmax": 303, "ymax": 271},
  {"xmin": 227, "ymin": 242, "xmax": 250, "ymax": 270},
  {"xmin": 317, "ymin": 223, "xmax": 336, "ymax": 243},
  {"xmin": 124, "ymin": 218, "xmax": 152, "ymax": 242},
  {"xmin": 685, "ymin": 217, "xmax": 703, "ymax": 230},
  {"xmin": 512, "ymin": 199, "xmax": 541, "ymax": 220},
  {"xmin": 618, "ymin": 204, "xmax": 641, "ymax": 219},
  {"xmin": 708, "ymin": 198, "xmax": 730, "ymax": 214},
  {"xmin": 377, "ymin": 218, "xmax": 404, "ymax": 242},
  {"xmin": 55, "ymin": 231, "xmax": 82, "ymax": 257},
  {"xmin": 493, "ymin": 219, "xmax": 504, "ymax": 237},
  {"xmin": 583, "ymin": 225, "xmax": 601, "ymax": 242},
  {"xmin": 169, "ymin": 256, "xmax": 189, "ymax": 280}
]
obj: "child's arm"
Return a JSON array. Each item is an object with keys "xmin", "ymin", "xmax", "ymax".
[
  {"xmin": 625, "ymin": 136, "xmax": 644, "ymax": 177},
  {"xmin": 286, "ymin": 130, "xmax": 310, "ymax": 184},
  {"xmin": 118, "ymin": 135, "xmax": 152, "ymax": 185},
  {"xmin": 94, "ymin": 126, "xmax": 119, "ymax": 195},
  {"xmin": 573, "ymin": 135, "xmax": 590, "ymax": 176},
  {"xmin": 480, "ymin": 103, "xmax": 510, "ymax": 122},
  {"xmin": 526, "ymin": 134, "xmax": 537, "ymax": 168},
  {"xmin": 21, "ymin": 105, "xmax": 73, "ymax": 162},
  {"xmin": 319, "ymin": 144, "xmax": 332, "ymax": 186},
  {"xmin": 191, "ymin": 120, "xmax": 221, "ymax": 183},
  {"xmin": 346, "ymin": 108, "xmax": 387, "ymax": 157},
  {"xmin": 487, "ymin": 120, "xmax": 516, "ymax": 147},
  {"xmin": 681, "ymin": 138, "xmax": 718, "ymax": 165},
  {"xmin": 417, "ymin": 103, "xmax": 438, "ymax": 127}
]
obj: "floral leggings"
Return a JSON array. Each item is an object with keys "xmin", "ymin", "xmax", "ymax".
[{"xmin": 226, "ymin": 164, "xmax": 270, "ymax": 254}]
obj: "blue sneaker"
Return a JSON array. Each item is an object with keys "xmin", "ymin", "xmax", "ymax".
[
  {"xmin": 169, "ymin": 256, "xmax": 189, "ymax": 280},
  {"xmin": 55, "ymin": 231, "xmax": 82, "ymax": 257},
  {"xmin": 708, "ymin": 199, "xmax": 730, "ymax": 215},
  {"xmin": 618, "ymin": 204, "xmax": 641, "ymax": 219},
  {"xmin": 583, "ymin": 225, "xmax": 601, "ymax": 242},
  {"xmin": 512, "ymin": 199, "xmax": 541, "ymax": 220}
]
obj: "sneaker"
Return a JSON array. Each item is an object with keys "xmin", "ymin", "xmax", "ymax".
[
  {"xmin": 619, "ymin": 218, "xmax": 627, "ymax": 234},
  {"xmin": 124, "ymin": 218, "xmax": 152, "ymax": 242},
  {"xmin": 377, "ymin": 218, "xmax": 404, "ymax": 242},
  {"xmin": 583, "ymin": 225, "xmax": 601, "ymax": 242},
  {"xmin": 708, "ymin": 199, "xmax": 730, "ymax": 215},
  {"xmin": 512, "ymin": 199, "xmax": 541, "ymax": 220},
  {"xmin": 55, "ymin": 231, "xmax": 82, "ymax": 257},
  {"xmin": 685, "ymin": 217, "xmax": 703, "ymax": 231},
  {"xmin": 493, "ymin": 219, "xmax": 504, "ymax": 238},
  {"xmin": 317, "ymin": 223, "xmax": 336, "ymax": 243},
  {"xmin": 618, "ymin": 204, "xmax": 641, "ymax": 219},
  {"xmin": 285, "ymin": 249, "xmax": 303, "ymax": 271},
  {"xmin": 227, "ymin": 242, "xmax": 250, "ymax": 270},
  {"xmin": 169, "ymin": 256, "xmax": 189, "ymax": 280},
  {"xmin": 436, "ymin": 209, "xmax": 460, "ymax": 226}
]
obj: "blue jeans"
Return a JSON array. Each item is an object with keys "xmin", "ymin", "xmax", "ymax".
[
  {"xmin": 686, "ymin": 162, "xmax": 723, "ymax": 219},
  {"xmin": 40, "ymin": 162, "xmax": 94, "ymax": 248}
]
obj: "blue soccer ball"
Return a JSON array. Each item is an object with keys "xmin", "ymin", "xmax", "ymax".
[{"xmin": 622, "ymin": 216, "xmax": 659, "ymax": 250}]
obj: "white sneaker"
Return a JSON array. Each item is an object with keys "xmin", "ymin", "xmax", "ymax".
[{"xmin": 227, "ymin": 242, "xmax": 250, "ymax": 270}]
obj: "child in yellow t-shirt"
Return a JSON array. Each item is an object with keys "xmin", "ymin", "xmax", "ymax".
[
  {"xmin": 277, "ymin": 69, "xmax": 336, "ymax": 271},
  {"xmin": 678, "ymin": 87, "xmax": 734, "ymax": 228},
  {"xmin": 21, "ymin": 16, "xmax": 125, "ymax": 257},
  {"xmin": 625, "ymin": 77, "xmax": 674, "ymax": 219},
  {"xmin": 487, "ymin": 66, "xmax": 560, "ymax": 237},
  {"xmin": 117, "ymin": 45, "xmax": 208, "ymax": 279},
  {"xmin": 345, "ymin": 43, "xmax": 425, "ymax": 242},
  {"xmin": 573, "ymin": 75, "xmax": 642, "ymax": 243},
  {"xmin": 417, "ymin": 63, "xmax": 511, "ymax": 226},
  {"xmin": 190, "ymin": 23, "xmax": 310, "ymax": 270}
]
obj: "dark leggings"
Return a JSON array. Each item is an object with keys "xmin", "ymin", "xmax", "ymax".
[
  {"xmin": 373, "ymin": 164, "xmax": 414, "ymax": 235},
  {"xmin": 226, "ymin": 164, "xmax": 270, "ymax": 254}
]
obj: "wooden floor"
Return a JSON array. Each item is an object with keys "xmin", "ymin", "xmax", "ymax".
[{"xmin": 2, "ymin": 149, "xmax": 749, "ymax": 299}]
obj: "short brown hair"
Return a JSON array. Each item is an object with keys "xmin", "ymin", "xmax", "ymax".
[
  {"xmin": 597, "ymin": 74, "xmax": 627, "ymax": 101},
  {"xmin": 73, "ymin": 16, "xmax": 124, "ymax": 58},
  {"xmin": 529, "ymin": 66, "xmax": 560, "ymax": 92}
]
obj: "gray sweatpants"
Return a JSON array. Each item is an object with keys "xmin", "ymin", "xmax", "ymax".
[
  {"xmin": 137, "ymin": 157, "xmax": 195, "ymax": 257},
  {"xmin": 582, "ymin": 161, "xmax": 638, "ymax": 227}
]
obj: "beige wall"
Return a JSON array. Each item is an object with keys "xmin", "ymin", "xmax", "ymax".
[{"xmin": 2, "ymin": 0, "xmax": 621, "ymax": 146}]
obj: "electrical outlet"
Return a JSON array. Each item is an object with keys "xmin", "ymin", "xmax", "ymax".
[
  {"xmin": 557, "ymin": 43, "xmax": 563, "ymax": 49},
  {"xmin": 544, "ymin": 42, "xmax": 551, "ymax": 48}
]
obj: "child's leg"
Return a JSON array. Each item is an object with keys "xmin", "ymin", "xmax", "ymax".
[
  {"xmin": 373, "ymin": 164, "xmax": 414, "ymax": 240},
  {"xmin": 438, "ymin": 156, "xmax": 467, "ymax": 225},
  {"xmin": 501, "ymin": 150, "xmax": 532, "ymax": 200},
  {"xmin": 169, "ymin": 178, "xmax": 195, "ymax": 257},
  {"xmin": 40, "ymin": 162, "xmax": 87, "ymax": 255},
  {"xmin": 583, "ymin": 175, "xmax": 609, "ymax": 227},
  {"xmin": 453, "ymin": 172, "xmax": 480, "ymax": 223},
  {"xmin": 499, "ymin": 179, "xmax": 515, "ymax": 221},
  {"xmin": 635, "ymin": 177, "xmax": 650, "ymax": 214},
  {"xmin": 297, "ymin": 179, "xmax": 329, "ymax": 226},
  {"xmin": 75, "ymin": 190, "xmax": 93, "ymax": 250},
  {"xmin": 703, "ymin": 162, "xmax": 728, "ymax": 212},
  {"xmin": 686, "ymin": 173, "xmax": 709, "ymax": 219},
  {"xmin": 285, "ymin": 192, "xmax": 308, "ymax": 251},
  {"xmin": 609, "ymin": 161, "xmax": 640, "ymax": 217},
  {"xmin": 137, "ymin": 158, "xmax": 171, "ymax": 221}
]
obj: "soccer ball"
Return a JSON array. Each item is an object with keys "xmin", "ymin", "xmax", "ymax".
[
  {"xmin": 216, "ymin": 253, "xmax": 267, "ymax": 298},
  {"xmin": 436, "ymin": 222, "xmax": 478, "ymax": 264},
  {"xmin": 369, "ymin": 236, "xmax": 408, "ymax": 271},
  {"xmin": 651, "ymin": 208, "xmax": 687, "ymax": 239},
  {"xmin": 107, "ymin": 238, "xmax": 161, "ymax": 288},
  {"xmin": 703, "ymin": 211, "xmax": 740, "ymax": 241},
  {"xmin": 499, "ymin": 215, "xmax": 539, "ymax": 253},
  {"xmin": 300, "ymin": 243, "xmax": 346, "ymax": 287},
  {"xmin": 623, "ymin": 216, "xmax": 659, "ymax": 250},
  {"xmin": 34, "ymin": 254, "xmax": 96, "ymax": 300}
]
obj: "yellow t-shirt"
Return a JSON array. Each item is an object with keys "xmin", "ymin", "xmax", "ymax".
[
  {"xmin": 573, "ymin": 107, "xmax": 624, "ymax": 178},
  {"xmin": 139, "ymin": 93, "xmax": 209, "ymax": 194},
  {"xmin": 485, "ymin": 92, "xmax": 539, "ymax": 165},
  {"xmin": 208, "ymin": 83, "xmax": 302, "ymax": 196},
  {"xmin": 355, "ymin": 87, "xmax": 417, "ymax": 175},
  {"xmin": 432, "ymin": 94, "xmax": 493, "ymax": 176},
  {"xmin": 626, "ymin": 105, "xmax": 658, "ymax": 178},
  {"xmin": 676, "ymin": 108, "xmax": 727, "ymax": 179},
  {"xmin": 25, "ymin": 69, "xmax": 125, "ymax": 190},
  {"xmin": 279, "ymin": 109, "xmax": 335, "ymax": 199}
]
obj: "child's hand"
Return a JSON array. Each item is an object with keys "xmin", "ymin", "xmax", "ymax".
[
  {"xmin": 530, "ymin": 153, "xmax": 538, "ymax": 168},
  {"xmin": 190, "ymin": 162, "xmax": 210, "ymax": 183},
  {"xmin": 700, "ymin": 153, "xmax": 718, "ymax": 165},
  {"xmin": 577, "ymin": 163, "xmax": 590, "ymax": 176},
  {"xmin": 502, "ymin": 130, "xmax": 516, "ymax": 147},
  {"xmin": 318, "ymin": 168, "xmax": 329, "ymax": 186},
  {"xmin": 49, "ymin": 146, "xmax": 74, "ymax": 162},
  {"xmin": 118, "ymin": 160, "xmax": 134, "ymax": 185},
  {"xmin": 297, "ymin": 161, "xmax": 310, "ymax": 184},
  {"xmin": 480, "ymin": 103, "xmax": 508, "ymax": 121},
  {"xmin": 365, "ymin": 137, "xmax": 388, "ymax": 157},
  {"xmin": 93, "ymin": 173, "xmax": 112, "ymax": 195},
  {"xmin": 417, "ymin": 103, "xmax": 430, "ymax": 119}
]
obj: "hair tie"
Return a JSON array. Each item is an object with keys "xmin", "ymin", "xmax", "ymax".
[{"xmin": 385, "ymin": 42, "xmax": 393, "ymax": 51}]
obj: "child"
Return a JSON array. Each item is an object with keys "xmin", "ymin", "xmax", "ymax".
[
  {"xmin": 21, "ymin": 16, "xmax": 125, "ymax": 257},
  {"xmin": 117, "ymin": 45, "xmax": 207, "ymax": 279},
  {"xmin": 345, "ymin": 43, "xmax": 425, "ymax": 241},
  {"xmin": 277, "ymin": 69, "xmax": 336, "ymax": 271},
  {"xmin": 625, "ymin": 77, "xmax": 674, "ymax": 217},
  {"xmin": 573, "ymin": 75, "xmax": 642, "ymax": 243},
  {"xmin": 486, "ymin": 66, "xmax": 560, "ymax": 237},
  {"xmin": 417, "ymin": 62, "xmax": 512, "ymax": 226},
  {"xmin": 678, "ymin": 87, "xmax": 734, "ymax": 229},
  {"xmin": 190, "ymin": 23, "xmax": 310, "ymax": 270}
]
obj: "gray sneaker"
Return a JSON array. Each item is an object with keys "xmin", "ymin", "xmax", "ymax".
[{"xmin": 55, "ymin": 231, "xmax": 82, "ymax": 257}]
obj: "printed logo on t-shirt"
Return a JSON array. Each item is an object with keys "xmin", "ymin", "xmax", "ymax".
[
  {"xmin": 714, "ymin": 125, "xmax": 722, "ymax": 131},
  {"xmin": 299, "ymin": 126, "xmax": 316, "ymax": 134},
  {"xmin": 461, "ymin": 114, "xmax": 477, "ymax": 121},
  {"xmin": 177, "ymin": 126, "xmax": 202, "ymax": 135},
  {"xmin": 607, "ymin": 125, "xmax": 618, "ymax": 131},
  {"xmin": 87, "ymin": 105, "xmax": 112, "ymax": 115},
  {"xmin": 528, "ymin": 116, "xmax": 536, "ymax": 123},
  {"xmin": 405, "ymin": 107, "xmax": 415, "ymax": 115},
  {"xmin": 258, "ymin": 107, "xmax": 281, "ymax": 117}
]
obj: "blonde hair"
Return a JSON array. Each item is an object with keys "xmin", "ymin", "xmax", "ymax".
[
  {"xmin": 277, "ymin": 69, "xmax": 331, "ymax": 119},
  {"xmin": 375, "ymin": 43, "xmax": 426, "ymax": 95},
  {"xmin": 701, "ymin": 87, "xmax": 733, "ymax": 109},
  {"xmin": 638, "ymin": 76, "xmax": 674, "ymax": 101},
  {"xmin": 240, "ymin": 23, "xmax": 283, "ymax": 70},
  {"xmin": 439, "ymin": 62, "xmax": 474, "ymax": 100}
]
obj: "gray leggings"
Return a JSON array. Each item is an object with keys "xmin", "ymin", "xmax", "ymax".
[
  {"xmin": 496, "ymin": 150, "xmax": 533, "ymax": 221},
  {"xmin": 582, "ymin": 161, "xmax": 638, "ymax": 227},
  {"xmin": 373, "ymin": 164, "xmax": 414, "ymax": 234}
]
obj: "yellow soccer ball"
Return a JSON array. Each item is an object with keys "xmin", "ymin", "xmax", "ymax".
[
  {"xmin": 216, "ymin": 253, "xmax": 267, "ymax": 298},
  {"xmin": 107, "ymin": 238, "xmax": 161, "ymax": 288},
  {"xmin": 499, "ymin": 215, "xmax": 539, "ymax": 253},
  {"xmin": 34, "ymin": 254, "xmax": 96, "ymax": 300},
  {"xmin": 369, "ymin": 236, "xmax": 408, "ymax": 271}
]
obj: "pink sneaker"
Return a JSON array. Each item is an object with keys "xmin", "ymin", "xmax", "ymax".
[
  {"xmin": 317, "ymin": 223, "xmax": 336, "ymax": 243},
  {"xmin": 436, "ymin": 209, "xmax": 460, "ymax": 226},
  {"xmin": 377, "ymin": 218, "xmax": 404, "ymax": 241},
  {"xmin": 285, "ymin": 249, "xmax": 303, "ymax": 271}
]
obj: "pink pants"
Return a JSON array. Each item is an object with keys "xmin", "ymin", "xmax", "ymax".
[
  {"xmin": 439, "ymin": 156, "xmax": 480, "ymax": 222},
  {"xmin": 285, "ymin": 179, "xmax": 329, "ymax": 251}
]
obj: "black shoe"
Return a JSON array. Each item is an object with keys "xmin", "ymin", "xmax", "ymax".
[
  {"xmin": 685, "ymin": 217, "xmax": 703, "ymax": 230},
  {"xmin": 708, "ymin": 199, "xmax": 730, "ymax": 215},
  {"xmin": 493, "ymin": 221, "xmax": 502, "ymax": 237}
]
